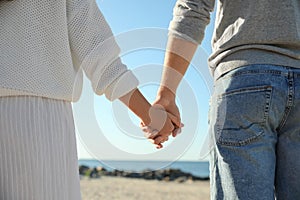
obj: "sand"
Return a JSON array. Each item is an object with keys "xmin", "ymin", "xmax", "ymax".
[{"xmin": 80, "ymin": 176, "xmax": 210, "ymax": 200}]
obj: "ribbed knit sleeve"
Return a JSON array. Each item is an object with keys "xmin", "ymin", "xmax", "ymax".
[
  {"xmin": 169, "ymin": 0, "xmax": 215, "ymax": 44},
  {"xmin": 67, "ymin": 0, "xmax": 138, "ymax": 101}
]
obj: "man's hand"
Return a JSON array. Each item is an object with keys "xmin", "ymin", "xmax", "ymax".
[
  {"xmin": 141, "ymin": 102, "xmax": 183, "ymax": 149},
  {"xmin": 140, "ymin": 104, "xmax": 176, "ymax": 148},
  {"xmin": 152, "ymin": 97, "xmax": 183, "ymax": 138}
]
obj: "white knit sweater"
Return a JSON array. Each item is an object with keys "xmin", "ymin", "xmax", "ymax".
[{"xmin": 0, "ymin": 0, "xmax": 138, "ymax": 102}]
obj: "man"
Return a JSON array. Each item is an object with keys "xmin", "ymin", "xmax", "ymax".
[{"xmin": 145, "ymin": 0, "xmax": 300, "ymax": 199}]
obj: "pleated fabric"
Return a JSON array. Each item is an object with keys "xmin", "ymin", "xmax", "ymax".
[{"xmin": 0, "ymin": 96, "xmax": 81, "ymax": 200}]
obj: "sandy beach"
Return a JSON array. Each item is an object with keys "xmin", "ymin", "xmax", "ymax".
[{"xmin": 80, "ymin": 176, "xmax": 210, "ymax": 200}]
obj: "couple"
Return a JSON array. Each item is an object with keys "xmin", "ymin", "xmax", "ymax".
[{"xmin": 1, "ymin": 0, "xmax": 300, "ymax": 199}]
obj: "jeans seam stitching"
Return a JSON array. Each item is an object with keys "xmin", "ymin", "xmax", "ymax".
[
  {"xmin": 216, "ymin": 128, "xmax": 264, "ymax": 146},
  {"xmin": 277, "ymin": 73, "xmax": 294, "ymax": 132},
  {"xmin": 264, "ymin": 89, "xmax": 272, "ymax": 121},
  {"xmin": 217, "ymin": 70, "xmax": 284, "ymax": 82}
]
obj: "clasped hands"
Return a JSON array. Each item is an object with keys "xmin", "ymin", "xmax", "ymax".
[{"xmin": 140, "ymin": 97, "xmax": 183, "ymax": 149}]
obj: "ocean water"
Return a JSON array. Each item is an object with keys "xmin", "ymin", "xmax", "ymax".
[{"xmin": 78, "ymin": 159, "xmax": 210, "ymax": 178}]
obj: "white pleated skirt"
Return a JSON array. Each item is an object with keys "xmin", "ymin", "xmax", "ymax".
[{"xmin": 0, "ymin": 96, "xmax": 81, "ymax": 200}]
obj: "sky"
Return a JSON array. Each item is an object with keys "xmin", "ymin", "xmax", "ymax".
[{"xmin": 73, "ymin": 0, "xmax": 216, "ymax": 161}]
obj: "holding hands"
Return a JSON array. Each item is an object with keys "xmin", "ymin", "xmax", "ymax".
[
  {"xmin": 119, "ymin": 38, "xmax": 196, "ymax": 149},
  {"xmin": 141, "ymin": 87, "xmax": 183, "ymax": 149},
  {"xmin": 119, "ymin": 88, "xmax": 182, "ymax": 149}
]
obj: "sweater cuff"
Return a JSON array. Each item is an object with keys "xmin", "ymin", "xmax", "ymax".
[{"xmin": 104, "ymin": 70, "xmax": 139, "ymax": 101}]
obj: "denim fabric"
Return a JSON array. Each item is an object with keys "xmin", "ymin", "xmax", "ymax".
[{"xmin": 209, "ymin": 64, "xmax": 300, "ymax": 200}]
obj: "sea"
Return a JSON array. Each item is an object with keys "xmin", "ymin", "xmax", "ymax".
[{"xmin": 78, "ymin": 159, "xmax": 210, "ymax": 178}]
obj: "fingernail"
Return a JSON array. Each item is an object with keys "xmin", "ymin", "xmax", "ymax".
[
  {"xmin": 173, "ymin": 130, "xmax": 179, "ymax": 137},
  {"xmin": 180, "ymin": 123, "xmax": 184, "ymax": 128},
  {"xmin": 174, "ymin": 128, "xmax": 181, "ymax": 136},
  {"xmin": 177, "ymin": 128, "xmax": 182, "ymax": 134}
]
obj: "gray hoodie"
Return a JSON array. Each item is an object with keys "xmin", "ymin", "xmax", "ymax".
[{"xmin": 169, "ymin": 0, "xmax": 300, "ymax": 79}]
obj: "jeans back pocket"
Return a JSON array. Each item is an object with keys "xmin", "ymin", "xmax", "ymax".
[{"xmin": 215, "ymin": 86, "xmax": 272, "ymax": 146}]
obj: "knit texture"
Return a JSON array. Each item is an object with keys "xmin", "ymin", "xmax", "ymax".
[
  {"xmin": 0, "ymin": 0, "xmax": 138, "ymax": 101},
  {"xmin": 169, "ymin": 0, "xmax": 300, "ymax": 79}
]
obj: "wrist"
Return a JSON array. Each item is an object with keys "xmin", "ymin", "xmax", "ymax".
[
  {"xmin": 157, "ymin": 86, "xmax": 176, "ymax": 102},
  {"xmin": 119, "ymin": 88, "xmax": 152, "ymax": 126}
]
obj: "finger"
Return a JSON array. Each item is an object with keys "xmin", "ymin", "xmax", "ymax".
[
  {"xmin": 140, "ymin": 121, "xmax": 146, "ymax": 127},
  {"xmin": 141, "ymin": 124, "xmax": 159, "ymax": 139},
  {"xmin": 151, "ymin": 104, "xmax": 178, "ymax": 122},
  {"xmin": 144, "ymin": 132, "xmax": 156, "ymax": 139},
  {"xmin": 159, "ymin": 137, "xmax": 169, "ymax": 143},
  {"xmin": 172, "ymin": 128, "xmax": 182, "ymax": 137},
  {"xmin": 148, "ymin": 139, "xmax": 163, "ymax": 149},
  {"xmin": 171, "ymin": 123, "xmax": 184, "ymax": 137},
  {"xmin": 141, "ymin": 125, "xmax": 151, "ymax": 132},
  {"xmin": 148, "ymin": 138, "xmax": 156, "ymax": 146},
  {"xmin": 153, "ymin": 135, "xmax": 169, "ymax": 145},
  {"xmin": 143, "ymin": 129, "xmax": 159, "ymax": 139},
  {"xmin": 156, "ymin": 136, "xmax": 169, "ymax": 148},
  {"xmin": 167, "ymin": 112, "xmax": 181, "ymax": 128},
  {"xmin": 154, "ymin": 136, "xmax": 164, "ymax": 144},
  {"xmin": 148, "ymin": 137, "xmax": 167, "ymax": 144}
]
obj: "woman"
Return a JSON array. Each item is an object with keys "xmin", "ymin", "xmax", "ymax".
[{"xmin": 0, "ymin": 0, "xmax": 179, "ymax": 199}]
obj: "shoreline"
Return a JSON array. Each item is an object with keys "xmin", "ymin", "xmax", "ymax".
[
  {"xmin": 78, "ymin": 160, "xmax": 210, "ymax": 178},
  {"xmin": 79, "ymin": 165, "xmax": 209, "ymax": 182}
]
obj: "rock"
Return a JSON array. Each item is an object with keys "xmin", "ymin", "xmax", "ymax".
[
  {"xmin": 79, "ymin": 165, "xmax": 90, "ymax": 176},
  {"xmin": 89, "ymin": 167, "xmax": 100, "ymax": 178},
  {"xmin": 176, "ymin": 176, "xmax": 188, "ymax": 183},
  {"xmin": 124, "ymin": 172, "xmax": 142, "ymax": 179},
  {"xmin": 163, "ymin": 176, "xmax": 170, "ymax": 182},
  {"xmin": 193, "ymin": 176, "xmax": 209, "ymax": 181}
]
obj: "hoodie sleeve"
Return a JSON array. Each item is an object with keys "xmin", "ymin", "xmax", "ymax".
[{"xmin": 169, "ymin": 0, "xmax": 215, "ymax": 44}]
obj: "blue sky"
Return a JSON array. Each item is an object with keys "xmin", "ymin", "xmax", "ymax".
[{"xmin": 74, "ymin": 0, "xmax": 216, "ymax": 161}]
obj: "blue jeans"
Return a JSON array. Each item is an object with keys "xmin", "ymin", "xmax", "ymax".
[{"xmin": 209, "ymin": 64, "xmax": 300, "ymax": 200}]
